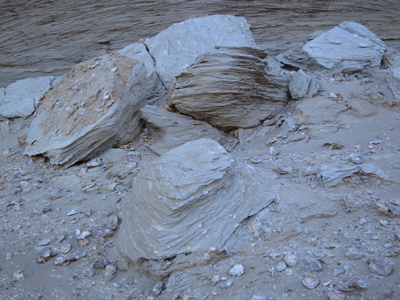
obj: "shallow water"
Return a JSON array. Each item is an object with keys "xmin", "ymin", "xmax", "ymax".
[{"xmin": 0, "ymin": 0, "xmax": 399, "ymax": 87}]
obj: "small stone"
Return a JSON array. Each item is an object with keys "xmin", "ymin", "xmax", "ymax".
[
  {"xmin": 265, "ymin": 137, "xmax": 277, "ymax": 145},
  {"xmin": 86, "ymin": 158, "xmax": 102, "ymax": 168},
  {"xmin": 104, "ymin": 264, "xmax": 117, "ymax": 279},
  {"xmin": 75, "ymin": 230, "xmax": 91, "ymax": 240},
  {"xmin": 269, "ymin": 147, "xmax": 280, "ymax": 156},
  {"xmin": 250, "ymin": 296, "xmax": 266, "ymax": 300},
  {"xmin": 211, "ymin": 275, "xmax": 220, "ymax": 284},
  {"xmin": 42, "ymin": 207, "xmax": 52, "ymax": 213},
  {"xmin": 333, "ymin": 267, "xmax": 345, "ymax": 276},
  {"xmin": 304, "ymin": 258, "xmax": 323, "ymax": 272},
  {"xmin": 276, "ymin": 166, "xmax": 293, "ymax": 174},
  {"xmin": 276, "ymin": 261, "xmax": 287, "ymax": 272},
  {"xmin": 38, "ymin": 238, "xmax": 52, "ymax": 246},
  {"xmin": 67, "ymin": 208, "xmax": 79, "ymax": 216},
  {"xmin": 368, "ymin": 259, "xmax": 394, "ymax": 276},
  {"xmin": 345, "ymin": 248, "xmax": 364, "ymax": 260},
  {"xmin": 302, "ymin": 277, "xmax": 319, "ymax": 289},
  {"xmin": 37, "ymin": 247, "xmax": 58, "ymax": 263},
  {"xmin": 152, "ymin": 282, "xmax": 163, "ymax": 296},
  {"xmin": 94, "ymin": 259, "xmax": 109, "ymax": 268},
  {"xmin": 13, "ymin": 271, "xmax": 24, "ymax": 282},
  {"xmin": 284, "ymin": 253, "xmax": 298, "ymax": 267},
  {"xmin": 83, "ymin": 209, "xmax": 92, "ymax": 217},
  {"xmin": 349, "ymin": 153, "xmax": 365, "ymax": 164},
  {"xmin": 382, "ymin": 288, "xmax": 395, "ymax": 298},
  {"xmin": 91, "ymin": 227, "xmax": 114, "ymax": 239},
  {"xmin": 347, "ymin": 278, "xmax": 368, "ymax": 290},
  {"xmin": 60, "ymin": 243, "xmax": 72, "ymax": 254},
  {"xmin": 78, "ymin": 239, "xmax": 89, "ymax": 247},
  {"xmin": 327, "ymin": 291, "xmax": 345, "ymax": 300},
  {"xmin": 380, "ymin": 219, "xmax": 389, "ymax": 226},
  {"xmin": 229, "ymin": 264, "xmax": 244, "ymax": 276}
]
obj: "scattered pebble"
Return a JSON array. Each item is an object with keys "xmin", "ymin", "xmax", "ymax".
[
  {"xmin": 304, "ymin": 258, "xmax": 323, "ymax": 272},
  {"xmin": 229, "ymin": 264, "xmax": 244, "ymax": 276},
  {"xmin": 302, "ymin": 277, "xmax": 319, "ymax": 289},
  {"xmin": 284, "ymin": 254, "xmax": 298, "ymax": 267},
  {"xmin": 345, "ymin": 248, "xmax": 364, "ymax": 260},
  {"xmin": 276, "ymin": 261, "xmax": 287, "ymax": 272},
  {"xmin": 368, "ymin": 259, "xmax": 393, "ymax": 276}
]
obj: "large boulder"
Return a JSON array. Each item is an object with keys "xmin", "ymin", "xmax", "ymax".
[
  {"xmin": 117, "ymin": 138, "xmax": 275, "ymax": 261},
  {"xmin": 0, "ymin": 76, "xmax": 59, "ymax": 118},
  {"xmin": 143, "ymin": 15, "xmax": 257, "ymax": 87},
  {"xmin": 303, "ymin": 21, "xmax": 386, "ymax": 73},
  {"xmin": 24, "ymin": 52, "xmax": 158, "ymax": 166},
  {"xmin": 163, "ymin": 47, "xmax": 290, "ymax": 131},
  {"xmin": 140, "ymin": 105, "xmax": 237, "ymax": 155}
]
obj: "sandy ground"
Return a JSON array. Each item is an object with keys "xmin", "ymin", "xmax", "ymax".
[{"xmin": 1, "ymin": 1, "xmax": 400, "ymax": 300}]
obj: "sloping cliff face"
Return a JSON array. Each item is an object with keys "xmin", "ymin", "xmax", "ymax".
[{"xmin": 1, "ymin": 0, "xmax": 399, "ymax": 87}]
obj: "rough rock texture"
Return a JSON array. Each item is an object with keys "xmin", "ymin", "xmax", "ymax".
[
  {"xmin": 140, "ymin": 105, "xmax": 237, "ymax": 155},
  {"xmin": 303, "ymin": 22, "xmax": 386, "ymax": 73},
  {"xmin": 117, "ymin": 138, "xmax": 275, "ymax": 260},
  {"xmin": 387, "ymin": 67, "xmax": 400, "ymax": 103},
  {"xmin": 144, "ymin": 15, "xmax": 257, "ymax": 87},
  {"xmin": 164, "ymin": 47, "xmax": 289, "ymax": 130},
  {"xmin": 118, "ymin": 42, "xmax": 166, "ymax": 101},
  {"xmin": 24, "ymin": 52, "xmax": 158, "ymax": 166},
  {"xmin": 0, "ymin": 76, "xmax": 59, "ymax": 118},
  {"xmin": 289, "ymin": 69, "xmax": 320, "ymax": 99}
]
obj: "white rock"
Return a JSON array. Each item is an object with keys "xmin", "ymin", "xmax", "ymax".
[
  {"xmin": 289, "ymin": 69, "xmax": 320, "ymax": 99},
  {"xmin": 303, "ymin": 21, "xmax": 386, "ymax": 73},
  {"xmin": 229, "ymin": 264, "xmax": 245, "ymax": 276},
  {"xmin": 0, "ymin": 76, "xmax": 59, "ymax": 118},
  {"xmin": 144, "ymin": 15, "xmax": 257, "ymax": 87}
]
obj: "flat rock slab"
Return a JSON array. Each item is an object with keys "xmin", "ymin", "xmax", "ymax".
[
  {"xmin": 140, "ymin": 105, "xmax": 238, "ymax": 155},
  {"xmin": 117, "ymin": 138, "xmax": 274, "ymax": 260},
  {"xmin": 289, "ymin": 69, "xmax": 320, "ymax": 99},
  {"xmin": 303, "ymin": 21, "xmax": 386, "ymax": 73},
  {"xmin": 24, "ymin": 52, "xmax": 158, "ymax": 166},
  {"xmin": 144, "ymin": 15, "xmax": 257, "ymax": 87},
  {"xmin": 164, "ymin": 47, "xmax": 289, "ymax": 130},
  {"xmin": 0, "ymin": 76, "xmax": 59, "ymax": 118}
]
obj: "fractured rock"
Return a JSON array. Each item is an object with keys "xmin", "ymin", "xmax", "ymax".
[
  {"xmin": 386, "ymin": 67, "xmax": 400, "ymax": 104},
  {"xmin": 24, "ymin": 52, "xmax": 158, "ymax": 166},
  {"xmin": 140, "ymin": 104, "xmax": 237, "ymax": 155},
  {"xmin": 303, "ymin": 21, "xmax": 386, "ymax": 73},
  {"xmin": 144, "ymin": 15, "xmax": 257, "ymax": 87},
  {"xmin": 0, "ymin": 76, "xmax": 59, "ymax": 118},
  {"xmin": 164, "ymin": 47, "xmax": 289, "ymax": 130},
  {"xmin": 117, "ymin": 138, "xmax": 275, "ymax": 260},
  {"xmin": 289, "ymin": 69, "xmax": 320, "ymax": 99}
]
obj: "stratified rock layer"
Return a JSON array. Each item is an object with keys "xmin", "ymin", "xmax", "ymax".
[
  {"xmin": 140, "ymin": 105, "xmax": 237, "ymax": 155},
  {"xmin": 144, "ymin": 15, "xmax": 257, "ymax": 87},
  {"xmin": 303, "ymin": 22, "xmax": 386, "ymax": 73},
  {"xmin": 164, "ymin": 47, "xmax": 289, "ymax": 130},
  {"xmin": 24, "ymin": 52, "xmax": 158, "ymax": 166},
  {"xmin": 118, "ymin": 138, "xmax": 274, "ymax": 260}
]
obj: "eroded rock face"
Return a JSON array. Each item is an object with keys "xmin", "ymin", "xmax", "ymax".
[
  {"xmin": 144, "ymin": 15, "xmax": 257, "ymax": 87},
  {"xmin": 303, "ymin": 21, "xmax": 386, "ymax": 73},
  {"xmin": 140, "ymin": 105, "xmax": 238, "ymax": 155},
  {"xmin": 117, "ymin": 138, "xmax": 274, "ymax": 260},
  {"xmin": 164, "ymin": 47, "xmax": 289, "ymax": 131},
  {"xmin": 24, "ymin": 52, "xmax": 158, "ymax": 166}
]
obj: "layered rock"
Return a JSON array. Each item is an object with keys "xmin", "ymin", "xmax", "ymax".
[
  {"xmin": 144, "ymin": 15, "xmax": 257, "ymax": 87},
  {"xmin": 24, "ymin": 52, "xmax": 158, "ymax": 166},
  {"xmin": 164, "ymin": 47, "xmax": 289, "ymax": 131},
  {"xmin": 140, "ymin": 105, "xmax": 237, "ymax": 155},
  {"xmin": 0, "ymin": 76, "xmax": 59, "ymax": 118},
  {"xmin": 117, "ymin": 138, "xmax": 275, "ymax": 260},
  {"xmin": 303, "ymin": 22, "xmax": 386, "ymax": 73},
  {"xmin": 387, "ymin": 67, "xmax": 400, "ymax": 104}
]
